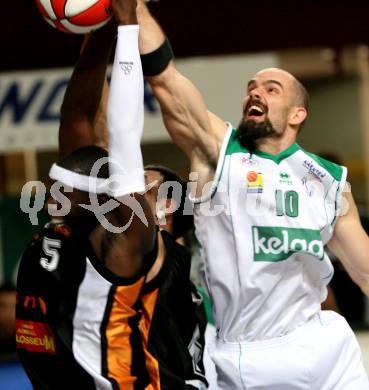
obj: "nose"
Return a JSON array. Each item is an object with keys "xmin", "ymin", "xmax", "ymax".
[
  {"xmin": 249, "ymin": 88, "xmax": 261, "ymax": 100},
  {"xmin": 243, "ymin": 88, "xmax": 262, "ymax": 113}
]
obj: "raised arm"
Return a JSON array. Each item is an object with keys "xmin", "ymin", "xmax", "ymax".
[
  {"xmin": 136, "ymin": 0, "xmax": 227, "ymax": 169},
  {"xmin": 100, "ymin": 0, "xmax": 156, "ymax": 278},
  {"xmin": 59, "ymin": 23, "xmax": 115, "ymax": 158},
  {"xmin": 328, "ymin": 191, "xmax": 369, "ymax": 297}
]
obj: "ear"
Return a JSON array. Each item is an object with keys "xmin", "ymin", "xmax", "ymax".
[
  {"xmin": 289, "ymin": 107, "xmax": 307, "ymax": 127},
  {"xmin": 164, "ymin": 198, "xmax": 177, "ymax": 217},
  {"xmin": 156, "ymin": 208, "xmax": 165, "ymax": 220},
  {"xmin": 156, "ymin": 198, "xmax": 177, "ymax": 224}
]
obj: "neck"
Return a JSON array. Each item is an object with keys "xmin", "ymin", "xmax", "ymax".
[
  {"xmin": 256, "ymin": 132, "xmax": 296, "ymax": 155},
  {"xmin": 146, "ymin": 231, "xmax": 166, "ymax": 282},
  {"xmin": 159, "ymin": 221, "xmax": 173, "ymax": 235}
]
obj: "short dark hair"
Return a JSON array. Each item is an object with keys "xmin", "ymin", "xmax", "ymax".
[
  {"xmin": 145, "ymin": 165, "xmax": 193, "ymax": 239},
  {"xmin": 292, "ymin": 78, "xmax": 310, "ymax": 131},
  {"xmin": 58, "ymin": 145, "xmax": 109, "ymax": 179},
  {"xmin": 293, "ymin": 78, "xmax": 310, "ymax": 112}
]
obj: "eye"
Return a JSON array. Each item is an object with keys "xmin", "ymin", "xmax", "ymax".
[{"xmin": 267, "ymin": 86, "xmax": 279, "ymax": 94}]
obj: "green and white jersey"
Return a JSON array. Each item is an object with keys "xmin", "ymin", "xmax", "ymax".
[{"xmin": 193, "ymin": 126, "xmax": 347, "ymax": 342}]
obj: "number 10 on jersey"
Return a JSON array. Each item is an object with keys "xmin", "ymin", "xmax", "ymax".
[{"xmin": 275, "ymin": 190, "xmax": 299, "ymax": 217}]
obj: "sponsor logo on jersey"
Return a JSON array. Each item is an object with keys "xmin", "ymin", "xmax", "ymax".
[
  {"xmin": 19, "ymin": 295, "xmax": 48, "ymax": 315},
  {"xmin": 303, "ymin": 160, "xmax": 326, "ymax": 181},
  {"xmin": 16, "ymin": 320, "xmax": 57, "ymax": 354},
  {"xmin": 240, "ymin": 156, "xmax": 258, "ymax": 166},
  {"xmin": 247, "ymin": 171, "xmax": 263, "ymax": 193},
  {"xmin": 252, "ymin": 226, "xmax": 323, "ymax": 262},
  {"xmin": 279, "ymin": 171, "xmax": 293, "ymax": 185}
]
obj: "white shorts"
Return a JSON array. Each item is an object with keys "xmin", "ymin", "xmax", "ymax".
[
  {"xmin": 204, "ymin": 324, "xmax": 220, "ymax": 389},
  {"xmin": 208, "ymin": 311, "xmax": 369, "ymax": 390}
]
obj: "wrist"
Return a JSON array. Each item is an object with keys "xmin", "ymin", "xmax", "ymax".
[
  {"xmin": 112, "ymin": 0, "xmax": 138, "ymax": 25},
  {"xmin": 116, "ymin": 17, "xmax": 138, "ymax": 25},
  {"xmin": 117, "ymin": 24, "xmax": 139, "ymax": 33},
  {"xmin": 140, "ymin": 39, "xmax": 174, "ymax": 77}
]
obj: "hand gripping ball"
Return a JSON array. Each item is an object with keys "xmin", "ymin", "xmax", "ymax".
[{"xmin": 35, "ymin": 0, "xmax": 112, "ymax": 34}]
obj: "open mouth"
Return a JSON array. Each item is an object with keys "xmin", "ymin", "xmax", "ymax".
[{"xmin": 245, "ymin": 103, "xmax": 267, "ymax": 121}]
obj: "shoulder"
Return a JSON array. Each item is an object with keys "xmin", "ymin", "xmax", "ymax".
[
  {"xmin": 161, "ymin": 231, "xmax": 192, "ymax": 277},
  {"xmin": 161, "ymin": 230, "xmax": 190, "ymax": 258},
  {"xmin": 34, "ymin": 222, "xmax": 72, "ymax": 240},
  {"xmin": 298, "ymin": 148, "xmax": 346, "ymax": 182},
  {"xmin": 222, "ymin": 126, "xmax": 250, "ymax": 157},
  {"xmin": 21, "ymin": 222, "xmax": 76, "ymax": 267}
]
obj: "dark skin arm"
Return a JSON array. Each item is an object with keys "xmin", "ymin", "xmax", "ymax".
[
  {"xmin": 58, "ymin": 21, "xmax": 116, "ymax": 159},
  {"xmin": 59, "ymin": 0, "xmax": 139, "ymax": 156},
  {"xmin": 60, "ymin": 0, "xmax": 156, "ymax": 278}
]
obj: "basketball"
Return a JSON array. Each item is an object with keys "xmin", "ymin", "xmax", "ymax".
[{"xmin": 35, "ymin": 0, "xmax": 112, "ymax": 34}]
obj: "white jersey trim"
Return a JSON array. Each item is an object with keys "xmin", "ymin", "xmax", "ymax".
[
  {"xmin": 72, "ymin": 258, "xmax": 113, "ymax": 389},
  {"xmin": 190, "ymin": 123, "xmax": 233, "ymax": 204},
  {"xmin": 333, "ymin": 165, "xmax": 348, "ymax": 227}
]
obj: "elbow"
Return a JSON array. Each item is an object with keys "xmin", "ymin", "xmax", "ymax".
[
  {"xmin": 359, "ymin": 280, "xmax": 369, "ymax": 298},
  {"xmin": 353, "ymin": 273, "xmax": 369, "ymax": 298}
]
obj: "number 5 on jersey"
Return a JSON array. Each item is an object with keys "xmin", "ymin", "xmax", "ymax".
[
  {"xmin": 40, "ymin": 238, "xmax": 61, "ymax": 272},
  {"xmin": 275, "ymin": 190, "xmax": 299, "ymax": 217}
]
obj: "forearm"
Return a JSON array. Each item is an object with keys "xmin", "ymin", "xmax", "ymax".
[
  {"xmin": 343, "ymin": 264, "xmax": 369, "ymax": 298},
  {"xmin": 329, "ymin": 246, "xmax": 369, "ymax": 298},
  {"xmin": 99, "ymin": 0, "xmax": 156, "ymax": 278},
  {"xmin": 60, "ymin": 25, "xmax": 115, "ymax": 134},
  {"xmin": 135, "ymin": 0, "xmax": 198, "ymax": 144},
  {"xmin": 137, "ymin": 0, "xmax": 166, "ymax": 54},
  {"xmin": 329, "ymin": 212, "xmax": 369, "ymax": 298},
  {"xmin": 107, "ymin": 24, "xmax": 145, "ymax": 197},
  {"xmin": 135, "ymin": 0, "xmax": 224, "ymax": 163},
  {"xmin": 92, "ymin": 80, "xmax": 109, "ymax": 150},
  {"xmin": 357, "ymin": 278, "xmax": 369, "ymax": 298}
]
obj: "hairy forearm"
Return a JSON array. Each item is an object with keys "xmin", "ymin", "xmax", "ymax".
[{"xmin": 136, "ymin": 0, "xmax": 166, "ymax": 53}]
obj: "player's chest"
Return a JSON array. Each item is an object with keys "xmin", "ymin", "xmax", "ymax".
[{"xmin": 221, "ymin": 154, "xmax": 331, "ymax": 228}]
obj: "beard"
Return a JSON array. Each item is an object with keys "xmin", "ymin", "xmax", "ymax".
[{"xmin": 236, "ymin": 118, "xmax": 281, "ymax": 153}]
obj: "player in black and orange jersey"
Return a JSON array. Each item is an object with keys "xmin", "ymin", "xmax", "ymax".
[
  {"xmin": 17, "ymin": 1, "xmax": 208, "ymax": 390},
  {"xmin": 30, "ymin": 1, "xmax": 208, "ymax": 389},
  {"xmin": 16, "ymin": 1, "xmax": 159, "ymax": 388}
]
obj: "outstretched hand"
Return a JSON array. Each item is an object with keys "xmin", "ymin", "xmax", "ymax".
[{"xmin": 112, "ymin": 0, "xmax": 138, "ymax": 25}]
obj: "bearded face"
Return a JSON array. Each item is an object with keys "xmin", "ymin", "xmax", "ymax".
[
  {"xmin": 236, "ymin": 118, "xmax": 279, "ymax": 152},
  {"xmin": 236, "ymin": 97, "xmax": 288, "ymax": 152}
]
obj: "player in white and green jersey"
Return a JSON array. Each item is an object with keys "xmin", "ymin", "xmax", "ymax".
[
  {"xmin": 131, "ymin": 2, "xmax": 369, "ymax": 388},
  {"xmin": 193, "ymin": 127, "xmax": 347, "ymax": 343}
]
